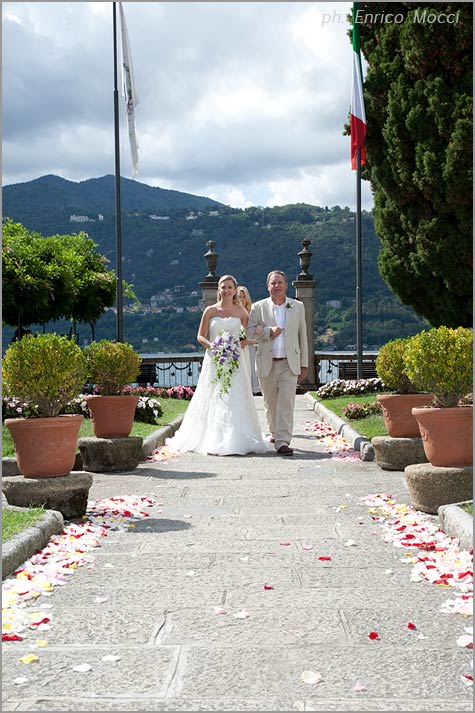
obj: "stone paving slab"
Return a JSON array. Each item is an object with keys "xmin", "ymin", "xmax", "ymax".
[
  {"xmin": 2, "ymin": 645, "xmax": 179, "ymax": 698},
  {"xmin": 3, "ymin": 697, "xmax": 474, "ymax": 712},
  {"xmin": 177, "ymin": 645, "xmax": 472, "ymax": 700}
]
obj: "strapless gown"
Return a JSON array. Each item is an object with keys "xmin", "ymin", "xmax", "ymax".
[{"xmin": 166, "ymin": 317, "xmax": 270, "ymax": 455}]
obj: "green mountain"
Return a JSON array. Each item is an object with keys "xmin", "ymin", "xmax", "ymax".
[{"xmin": 2, "ymin": 176, "xmax": 429, "ymax": 352}]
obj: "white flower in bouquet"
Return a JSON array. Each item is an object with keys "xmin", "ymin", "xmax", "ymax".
[{"xmin": 210, "ymin": 330, "xmax": 241, "ymax": 397}]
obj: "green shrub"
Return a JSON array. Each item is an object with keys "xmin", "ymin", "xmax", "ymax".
[
  {"xmin": 2, "ymin": 334, "xmax": 85, "ymax": 417},
  {"xmin": 376, "ymin": 337, "xmax": 417, "ymax": 394},
  {"xmin": 404, "ymin": 326, "xmax": 473, "ymax": 408},
  {"xmin": 84, "ymin": 340, "xmax": 141, "ymax": 395}
]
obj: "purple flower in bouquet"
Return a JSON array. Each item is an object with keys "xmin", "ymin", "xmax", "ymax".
[{"xmin": 210, "ymin": 330, "xmax": 241, "ymax": 397}]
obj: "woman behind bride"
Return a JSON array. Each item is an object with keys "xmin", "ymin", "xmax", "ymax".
[{"xmin": 166, "ymin": 274, "xmax": 270, "ymax": 456}]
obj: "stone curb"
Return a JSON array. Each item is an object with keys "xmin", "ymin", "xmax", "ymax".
[
  {"xmin": 2, "ymin": 505, "xmax": 64, "ymax": 579},
  {"xmin": 304, "ymin": 392, "xmax": 374, "ymax": 461},
  {"xmin": 438, "ymin": 501, "xmax": 473, "ymax": 551},
  {"xmin": 142, "ymin": 414, "xmax": 184, "ymax": 458}
]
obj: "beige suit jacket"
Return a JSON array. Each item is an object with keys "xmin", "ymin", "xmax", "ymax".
[{"xmin": 247, "ymin": 297, "xmax": 308, "ymax": 378}]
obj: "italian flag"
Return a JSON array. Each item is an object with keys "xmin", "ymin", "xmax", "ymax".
[{"xmin": 351, "ymin": 2, "xmax": 366, "ymax": 170}]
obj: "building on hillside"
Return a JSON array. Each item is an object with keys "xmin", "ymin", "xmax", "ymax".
[
  {"xmin": 149, "ymin": 215, "xmax": 170, "ymax": 220},
  {"xmin": 70, "ymin": 214, "xmax": 90, "ymax": 222},
  {"xmin": 326, "ymin": 300, "xmax": 342, "ymax": 309}
]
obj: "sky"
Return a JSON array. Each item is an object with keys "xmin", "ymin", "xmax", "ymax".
[{"xmin": 3, "ymin": 1, "xmax": 374, "ymax": 210}]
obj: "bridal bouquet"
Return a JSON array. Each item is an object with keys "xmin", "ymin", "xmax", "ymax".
[{"xmin": 210, "ymin": 330, "xmax": 240, "ymax": 397}]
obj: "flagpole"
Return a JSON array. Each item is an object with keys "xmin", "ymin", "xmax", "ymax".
[
  {"xmin": 355, "ymin": 148, "xmax": 363, "ymax": 379},
  {"xmin": 113, "ymin": 2, "xmax": 124, "ymax": 342}
]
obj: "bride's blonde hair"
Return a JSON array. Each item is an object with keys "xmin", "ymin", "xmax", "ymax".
[{"xmin": 217, "ymin": 275, "xmax": 239, "ymax": 304}]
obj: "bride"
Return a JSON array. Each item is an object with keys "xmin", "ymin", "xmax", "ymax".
[{"xmin": 166, "ymin": 275, "xmax": 270, "ymax": 456}]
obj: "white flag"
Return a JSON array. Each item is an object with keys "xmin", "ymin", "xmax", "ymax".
[{"xmin": 119, "ymin": 2, "xmax": 139, "ymax": 177}]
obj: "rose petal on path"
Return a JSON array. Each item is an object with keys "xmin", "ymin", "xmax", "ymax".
[
  {"xmin": 101, "ymin": 655, "xmax": 121, "ymax": 662},
  {"xmin": 368, "ymin": 631, "xmax": 379, "ymax": 640},
  {"xmin": 34, "ymin": 640, "xmax": 49, "ymax": 647},
  {"xmin": 457, "ymin": 634, "xmax": 473, "ymax": 648},
  {"xmin": 407, "ymin": 622, "xmax": 417, "ymax": 631},
  {"xmin": 318, "ymin": 556, "xmax": 332, "ymax": 561},
  {"xmin": 302, "ymin": 545, "xmax": 314, "ymax": 551},
  {"xmin": 263, "ymin": 584, "xmax": 274, "ymax": 590},
  {"xmin": 345, "ymin": 540, "xmax": 357, "ymax": 546},
  {"xmin": 94, "ymin": 597, "xmax": 109, "ymax": 603},
  {"xmin": 354, "ymin": 680, "xmax": 367, "ymax": 692},
  {"xmin": 239, "ymin": 556, "xmax": 249, "ymax": 562},
  {"xmin": 13, "ymin": 677, "xmax": 28, "ymax": 685},
  {"xmin": 300, "ymin": 670, "xmax": 322, "ymax": 685},
  {"xmin": 212, "ymin": 607, "xmax": 226, "ymax": 615},
  {"xmin": 279, "ymin": 541, "xmax": 291, "ymax": 546},
  {"xmin": 19, "ymin": 654, "xmax": 39, "ymax": 664},
  {"xmin": 234, "ymin": 610, "xmax": 250, "ymax": 619},
  {"xmin": 72, "ymin": 663, "xmax": 92, "ymax": 673}
]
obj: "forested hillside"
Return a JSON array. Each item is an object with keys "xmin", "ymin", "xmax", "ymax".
[{"xmin": 3, "ymin": 175, "xmax": 429, "ymax": 352}]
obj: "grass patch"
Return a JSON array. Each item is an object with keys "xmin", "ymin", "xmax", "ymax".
[
  {"xmin": 2, "ymin": 507, "xmax": 46, "ymax": 542},
  {"xmin": 310, "ymin": 392, "xmax": 388, "ymax": 440},
  {"xmin": 459, "ymin": 502, "xmax": 473, "ymax": 516},
  {"xmin": 2, "ymin": 398, "xmax": 189, "ymax": 457}
]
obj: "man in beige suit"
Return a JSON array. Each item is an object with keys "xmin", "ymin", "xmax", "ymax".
[{"xmin": 247, "ymin": 270, "xmax": 308, "ymax": 455}]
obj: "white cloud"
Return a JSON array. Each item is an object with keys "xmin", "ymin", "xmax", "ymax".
[{"xmin": 3, "ymin": 1, "xmax": 366, "ymax": 209}]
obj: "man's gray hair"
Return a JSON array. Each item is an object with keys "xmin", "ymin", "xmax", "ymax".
[{"xmin": 266, "ymin": 270, "xmax": 288, "ymax": 285}]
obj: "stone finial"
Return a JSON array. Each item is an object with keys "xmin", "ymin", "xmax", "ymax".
[
  {"xmin": 204, "ymin": 240, "xmax": 218, "ymax": 279},
  {"xmin": 297, "ymin": 238, "xmax": 313, "ymax": 280}
]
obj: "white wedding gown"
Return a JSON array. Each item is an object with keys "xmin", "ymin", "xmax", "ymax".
[{"xmin": 166, "ymin": 317, "xmax": 270, "ymax": 456}]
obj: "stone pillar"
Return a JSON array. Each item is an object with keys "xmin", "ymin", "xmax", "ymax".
[
  {"xmin": 199, "ymin": 240, "xmax": 220, "ymax": 309},
  {"xmin": 292, "ymin": 239, "xmax": 316, "ymax": 389}
]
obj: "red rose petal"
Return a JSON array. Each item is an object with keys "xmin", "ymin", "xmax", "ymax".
[
  {"xmin": 368, "ymin": 631, "xmax": 379, "ymax": 640},
  {"xmin": 318, "ymin": 556, "xmax": 332, "ymax": 561},
  {"xmin": 407, "ymin": 622, "xmax": 417, "ymax": 630}
]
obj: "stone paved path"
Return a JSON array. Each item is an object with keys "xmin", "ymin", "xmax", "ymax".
[{"xmin": 2, "ymin": 396, "xmax": 473, "ymax": 711}]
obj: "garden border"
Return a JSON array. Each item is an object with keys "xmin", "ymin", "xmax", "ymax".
[{"xmin": 304, "ymin": 392, "xmax": 375, "ymax": 461}]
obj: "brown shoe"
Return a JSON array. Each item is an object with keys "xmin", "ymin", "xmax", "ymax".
[{"xmin": 277, "ymin": 445, "xmax": 294, "ymax": 456}]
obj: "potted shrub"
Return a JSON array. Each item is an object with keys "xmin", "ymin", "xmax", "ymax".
[
  {"xmin": 84, "ymin": 340, "xmax": 141, "ymax": 437},
  {"xmin": 404, "ymin": 326, "xmax": 473, "ymax": 467},
  {"xmin": 2, "ymin": 334, "xmax": 85, "ymax": 478},
  {"xmin": 375, "ymin": 337, "xmax": 434, "ymax": 437}
]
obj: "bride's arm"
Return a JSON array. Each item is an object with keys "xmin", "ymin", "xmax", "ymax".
[
  {"xmin": 197, "ymin": 307, "xmax": 214, "ymax": 350},
  {"xmin": 239, "ymin": 307, "xmax": 254, "ymax": 347}
]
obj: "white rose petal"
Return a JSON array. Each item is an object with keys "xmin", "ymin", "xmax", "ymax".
[{"xmin": 300, "ymin": 670, "xmax": 322, "ymax": 685}]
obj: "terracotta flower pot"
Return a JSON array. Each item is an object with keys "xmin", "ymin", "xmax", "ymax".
[
  {"xmin": 85, "ymin": 395, "xmax": 139, "ymax": 438},
  {"xmin": 377, "ymin": 393, "xmax": 434, "ymax": 438},
  {"xmin": 5, "ymin": 415, "xmax": 83, "ymax": 478},
  {"xmin": 412, "ymin": 406, "xmax": 473, "ymax": 467}
]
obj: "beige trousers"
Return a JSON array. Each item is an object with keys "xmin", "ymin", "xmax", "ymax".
[{"xmin": 259, "ymin": 360, "xmax": 298, "ymax": 450}]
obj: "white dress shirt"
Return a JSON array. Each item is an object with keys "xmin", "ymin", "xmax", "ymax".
[{"xmin": 272, "ymin": 302, "xmax": 286, "ymax": 358}]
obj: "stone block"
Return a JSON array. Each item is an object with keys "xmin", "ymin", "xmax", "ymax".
[
  {"xmin": 2, "ymin": 472, "xmax": 93, "ymax": 519},
  {"xmin": 405, "ymin": 463, "xmax": 473, "ymax": 514},
  {"xmin": 78, "ymin": 436, "xmax": 143, "ymax": 472},
  {"xmin": 372, "ymin": 436, "xmax": 428, "ymax": 471}
]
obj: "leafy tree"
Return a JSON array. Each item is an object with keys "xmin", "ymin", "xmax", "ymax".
[
  {"xmin": 2, "ymin": 220, "xmax": 117, "ymax": 334},
  {"xmin": 355, "ymin": 2, "xmax": 472, "ymax": 327},
  {"xmin": 2, "ymin": 220, "xmax": 56, "ymax": 330}
]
